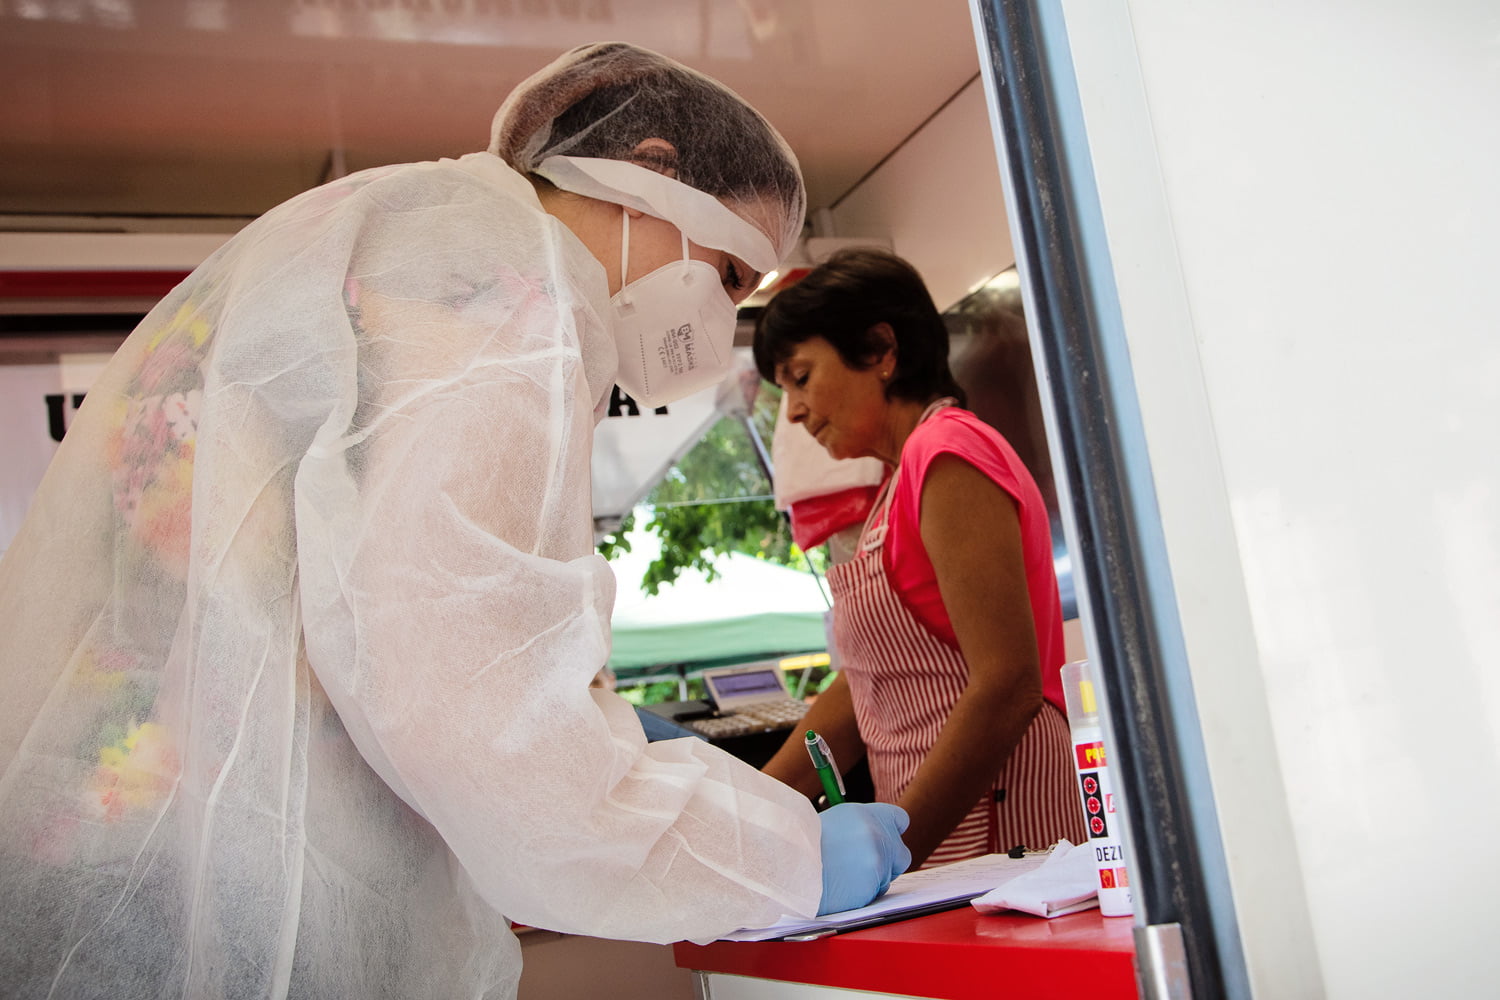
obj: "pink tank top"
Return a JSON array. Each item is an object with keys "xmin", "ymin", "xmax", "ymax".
[
  {"xmin": 881, "ymin": 406, "xmax": 1067, "ymax": 713},
  {"xmin": 826, "ymin": 401, "xmax": 1084, "ymax": 864}
]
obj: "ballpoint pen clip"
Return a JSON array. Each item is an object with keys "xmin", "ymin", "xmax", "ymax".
[
  {"xmin": 805, "ymin": 729, "xmax": 847, "ymax": 804},
  {"xmin": 804, "ymin": 730, "xmax": 825, "ymax": 764}
]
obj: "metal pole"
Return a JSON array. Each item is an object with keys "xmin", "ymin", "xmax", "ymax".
[{"xmin": 968, "ymin": 2, "xmax": 1246, "ymax": 996}]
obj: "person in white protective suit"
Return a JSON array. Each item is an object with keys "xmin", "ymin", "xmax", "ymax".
[{"xmin": 0, "ymin": 42, "xmax": 910, "ymax": 1000}]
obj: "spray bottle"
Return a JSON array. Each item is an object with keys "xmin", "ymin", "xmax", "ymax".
[{"xmin": 1060, "ymin": 659, "xmax": 1133, "ymax": 917}]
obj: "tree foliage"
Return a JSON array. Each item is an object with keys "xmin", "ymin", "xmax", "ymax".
[{"xmin": 597, "ymin": 385, "xmax": 827, "ymax": 595}]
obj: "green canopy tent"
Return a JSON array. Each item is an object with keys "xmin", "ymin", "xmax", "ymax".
[{"xmin": 605, "ymin": 530, "xmax": 831, "ymax": 679}]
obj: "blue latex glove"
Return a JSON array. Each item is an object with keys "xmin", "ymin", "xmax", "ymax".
[{"xmin": 816, "ymin": 802, "xmax": 912, "ymax": 915}]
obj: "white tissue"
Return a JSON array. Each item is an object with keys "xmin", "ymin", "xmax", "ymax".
[{"xmin": 970, "ymin": 840, "xmax": 1100, "ymax": 918}]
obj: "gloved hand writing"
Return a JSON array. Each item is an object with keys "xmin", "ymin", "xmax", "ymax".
[{"xmin": 816, "ymin": 802, "xmax": 912, "ymax": 915}]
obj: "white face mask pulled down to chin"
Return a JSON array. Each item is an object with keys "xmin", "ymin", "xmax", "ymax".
[{"xmin": 534, "ymin": 155, "xmax": 785, "ymax": 408}]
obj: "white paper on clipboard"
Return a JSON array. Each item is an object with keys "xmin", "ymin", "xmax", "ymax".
[{"xmin": 716, "ymin": 850, "xmax": 1053, "ymax": 943}]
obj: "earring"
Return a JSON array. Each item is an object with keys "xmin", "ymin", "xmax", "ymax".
[{"xmin": 880, "ymin": 370, "xmax": 889, "ymax": 380}]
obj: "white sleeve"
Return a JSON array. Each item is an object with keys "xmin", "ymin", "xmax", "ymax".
[{"xmin": 292, "ymin": 186, "xmax": 820, "ymax": 943}]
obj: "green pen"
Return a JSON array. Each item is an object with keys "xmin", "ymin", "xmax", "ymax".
[{"xmin": 804, "ymin": 729, "xmax": 846, "ymax": 806}]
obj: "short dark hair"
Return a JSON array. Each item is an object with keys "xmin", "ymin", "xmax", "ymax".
[{"xmin": 753, "ymin": 247, "xmax": 966, "ymax": 406}]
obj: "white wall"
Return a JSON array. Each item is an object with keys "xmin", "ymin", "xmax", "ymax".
[
  {"xmin": 1056, "ymin": 2, "xmax": 1500, "ymax": 997},
  {"xmin": 0, "ymin": 232, "xmax": 229, "ymax": 270},
  {"xmin": 827, "ymin": 77, "xmax": 1015, "ymax": 311},
  {"xmin": 0, "ymin": 355, "xmax": 114, "ymax": 557}
]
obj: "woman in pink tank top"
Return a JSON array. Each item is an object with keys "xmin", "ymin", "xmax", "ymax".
[{"xmin": 755, "ymin": 248, "xmax": 1085, "ymax": 869}]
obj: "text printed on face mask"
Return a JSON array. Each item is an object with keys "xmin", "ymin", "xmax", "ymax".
[{"xmin": 655, "ymin": 323, "xmax": 698, "ymax": 375}]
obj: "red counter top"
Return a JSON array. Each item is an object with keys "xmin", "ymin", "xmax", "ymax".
[{"xmin": 674, "ymin": 906, "xmax": 1139, "ymax": 1000}]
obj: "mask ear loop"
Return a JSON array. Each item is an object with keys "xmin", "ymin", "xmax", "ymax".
[
  {"xmin": 617, "ymin": 206, "xmax": 634, "ymax": 308},
  {"xmin": 618, "ymin": 209, "xmax": 696, "ymax": 300}
]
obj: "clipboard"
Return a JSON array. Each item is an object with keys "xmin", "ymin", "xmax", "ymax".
[
  {"xmin": 718, "ymin": 850, "xmax": 1053, "ymax": 943},
  {"xmin": 779, "ymin": 896, "xmax": 981, "ymax": 941}
]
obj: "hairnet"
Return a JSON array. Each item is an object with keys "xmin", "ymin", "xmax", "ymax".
[{"xmin": 490, "ymin": 41, "xmax": 805, "ymax": 270}]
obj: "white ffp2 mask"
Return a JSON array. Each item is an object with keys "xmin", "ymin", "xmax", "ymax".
[{"xmin": 610, "ymin": 209, "xmax": 738, "ymax": 408}]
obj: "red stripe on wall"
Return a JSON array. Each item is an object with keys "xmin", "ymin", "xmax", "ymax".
[{"xmin": 0, "ymin": 271, "xmax": 190, "ymax": 299}]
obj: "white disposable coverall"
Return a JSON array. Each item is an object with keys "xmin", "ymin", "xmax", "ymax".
[{"xmin": 0, "ymin": 152, "xmax": 821, "ymax": 999}]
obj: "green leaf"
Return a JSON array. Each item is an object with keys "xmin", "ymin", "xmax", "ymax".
[{"xmin": 597, "ymin": 386, "xmax": 827, "ymax": 594}]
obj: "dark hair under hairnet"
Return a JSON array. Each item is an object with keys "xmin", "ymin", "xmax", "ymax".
[{"xmin": 490, "ymin": 41, "xmax": 806, "ymax": 261}]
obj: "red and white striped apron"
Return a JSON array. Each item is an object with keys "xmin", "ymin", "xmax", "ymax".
[{"xmin": 827, "ymin": 402, "xmax": 1085, "ymax": 867}]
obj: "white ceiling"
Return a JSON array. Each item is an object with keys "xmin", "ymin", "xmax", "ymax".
[{"xmin": 0, "ymin": 0, "xmax": 982, "ymax": 227}]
